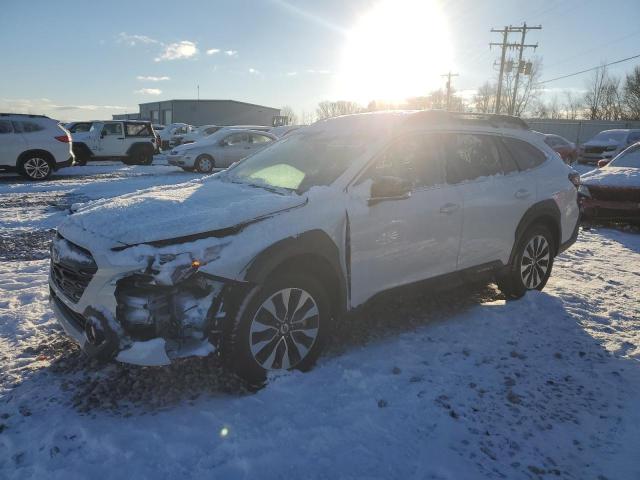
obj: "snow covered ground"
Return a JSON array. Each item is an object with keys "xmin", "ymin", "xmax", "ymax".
[{"xmin": 1, "ymin": 161, "xmax": 639, "ymax": 479}]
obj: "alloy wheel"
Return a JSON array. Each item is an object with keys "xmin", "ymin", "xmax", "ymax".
[
  {"xmin": 520, "ymin": 235, "xmax": 550, "ymax": 289},
  {"xmin": 24, "ymin": 157, "xmax": 50, "ymax": 179},
  {"xmin": 249, "ymin": 288, "xmax": 320, "ymax": 370}
]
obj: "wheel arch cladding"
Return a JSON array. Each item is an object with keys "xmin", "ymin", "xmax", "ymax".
[
  {"xmin": 510, "ymin": 199, "xmax": 562, "ymax": 264},
  {"xmin": 126, "ymin": 142, "xmax": 154, "ymax": 156},
  {"xmin": 243, "ymin": 230, "xmax": 348, "ymax": 317},
  {"xmin": 72, "ymin": 142, "xmax": 93, "ymax": 158}
]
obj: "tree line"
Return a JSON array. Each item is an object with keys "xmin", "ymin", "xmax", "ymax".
[{"xmin": 282, "ymin": 63, "xmax": 640, "ymax": 124}]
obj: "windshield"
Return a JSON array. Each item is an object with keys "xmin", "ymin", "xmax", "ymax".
[
  {"xmin": 221, "ymin": 130, "xmax": 369, "ymax": 192},
  {"xmin": 591, "ymin": 131, "xmax": 626, "ymax": 143},
  {"xmin": 609, "ymin": 144, "xmax": 640, "ymax": 168}
]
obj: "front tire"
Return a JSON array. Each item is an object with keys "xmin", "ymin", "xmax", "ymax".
[
  {"xmin": 223, "ymin": 273, "xmax": 331, "ymax": 385},
  {"xmin": 18, "ymin": 154, "xmax": 53, "ymax": 180},
  {"xmin": 498, "ymin": 225, "xmax": 555, "ymax": 299},
  {"xmin": 194, "ymin": 155, "xmax": 214, "ymax": 174}
]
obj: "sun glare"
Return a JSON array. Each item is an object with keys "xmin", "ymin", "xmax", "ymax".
[{"xmin": 336, "ymin": 0, "xmax": 454, "ymax": 105}]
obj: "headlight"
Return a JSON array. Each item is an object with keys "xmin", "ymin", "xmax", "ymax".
[
  {"xmin": 147, "ymin": 244, "xmax": 226, "ymax": 286},
  {"xmin": 578, "ymin": 185, "xmax": 591, "ymax": 198}
]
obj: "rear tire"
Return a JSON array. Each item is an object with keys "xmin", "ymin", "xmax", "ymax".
[
  {"xmin": 18, "ymin": 153, "xmax": 53, "ymax": 180},
  {"xmin": 222, "ymin": 272, "xmax": 331, "ymax": 386},
  {"xmin": 497, "ymin": 224, "xmax": 555, "ymax": 299},
  {"xmin": 125, "ymin": 147, "xmax": 153, "ymax": 166},
  {"xmin": 194, "ymin": 155, "xmax": 214, "ymax": 174}
]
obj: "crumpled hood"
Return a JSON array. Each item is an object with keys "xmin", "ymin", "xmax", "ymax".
[
  {"xmin": 581, "ymin": 167, "xmax": 640, "ymax": 189},
  {"xmin": 58, "ymin": 177, "xmax": 305, "ymax": 248}
]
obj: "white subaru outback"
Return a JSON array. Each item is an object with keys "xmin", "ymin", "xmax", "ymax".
[
  {"xmin": 0, "ymin": 113, "xmax": 74, "ymax": 180},
  {"xmin": 49, "ymin": 111, "xmax": 580, "ymax": 384}
]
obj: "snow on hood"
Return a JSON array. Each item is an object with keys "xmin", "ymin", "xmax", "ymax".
[
  {"xmin": 581, "ymin": 167, "xmax": 640, "ymax": 189},
  {"xmin": 58, "ymin": 176, "xmax": 304, "ymax": 247}
]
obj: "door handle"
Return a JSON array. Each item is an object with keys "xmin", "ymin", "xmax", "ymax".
[
  {"xmin": 514, "ymin": 189, "xmax": 531, "ymax": 199},
  {"xmin": 117, "ymin": 137, "xmax": 125, "ymax": 140},
  {"xmin": 439, "ymin": 203, "xmax": 460, "ymax": 215}
]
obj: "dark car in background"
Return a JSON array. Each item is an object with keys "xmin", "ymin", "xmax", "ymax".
[
  {"xmin": 543, "ymin": 134, "xmax": 577, "ymax": 164},
  {"xmin": 579, "ymin": 142, "xmax": 640, "ymax": 223},
  {"xmin": 578, "ymin": 129, "xmax": 640, "ymax": 165}
]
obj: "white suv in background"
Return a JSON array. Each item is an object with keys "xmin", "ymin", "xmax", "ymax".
[
  {"xmin": 49, "ymin": 111, "xmax": 580, "ymax": 384},
  {"xmin": 0, "ymin": 113, "xmax": 74, "ymax": 180}
]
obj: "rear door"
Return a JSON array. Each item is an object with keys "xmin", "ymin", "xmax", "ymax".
[
  {"xmin": 248, "ymin": 133, "xmax": 274, "ymax": 154},
  {"xmin": 348, "ymin": 132, "xmax": 462, "ymax": 306},
  {"xmin": 0, "ymin": 120, "xmax": 26, "ymax": 166},
  {"xmin": 442, "ymin": 132, "xmax": 513, "ymax": 269}
]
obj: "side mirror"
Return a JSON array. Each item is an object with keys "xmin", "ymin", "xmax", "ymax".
[
  {"xmin": 219, "ymin": 140, "xmax": 228, "ymax": 147},
  {"xmin": 369, "ymin": 176, "xmax": 412, "ymax": 205},
  {"xmin": 100, "ymin": 132, "xmax": 106, "ymax": 139}
]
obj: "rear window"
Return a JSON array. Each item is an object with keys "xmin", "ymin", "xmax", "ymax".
[
  {"xmin": 16, "ymin": 121, "xmax": 44, "ymax": 133},
  {"xmin": 125, "ymin": 123, "xmax": 152, "ymax": 137},
  {"xmin": 443, "ymin": 133, "xmax": 504, "ymax": 184},
  {"xmin": 0, "ymin": 120, "xmax": 13, "ymax": 134},
  {"xmin": 501, "ymin": 137, "xmax": 547, "ymax": 171}
]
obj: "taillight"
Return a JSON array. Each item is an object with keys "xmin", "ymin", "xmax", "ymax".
[
  {"xmin": 55, "ymin": 135, "xmax": 71, "ymax": 143},
  {"xmin": 568, "ymin": 171, "xmax": 580, "ymax": 188}
]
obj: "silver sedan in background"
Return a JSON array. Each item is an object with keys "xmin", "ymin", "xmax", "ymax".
[{"xmin": 167, "ymin": 128, "xmax": 277, "ymax": 173}]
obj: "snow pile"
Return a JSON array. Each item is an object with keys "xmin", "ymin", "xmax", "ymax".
[{"xmin": 581, "ymin": 166, "xmax": 640, "ymax": 188}]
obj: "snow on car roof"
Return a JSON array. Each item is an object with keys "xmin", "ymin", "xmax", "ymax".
[{"xmin": 581, "ymin": 167, "xmax": 640, "ymax": 188}]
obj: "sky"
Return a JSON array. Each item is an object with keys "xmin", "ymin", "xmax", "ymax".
[{"xmin": 1, "ymin": 0, "xmax": 639, "ymax": 121}]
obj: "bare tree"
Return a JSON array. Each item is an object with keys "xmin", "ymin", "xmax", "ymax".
[
  {"xmin": 562, "ymin": 91, "xmax": 583, "ymax": 119},
  {"xmin": 299, "ymin": 109, "xmax": 315, "ymax": 125},
  {"xmin": 548, "ymin": 95, "xmax": 562, "ymax": 119},
  {"xmin": 584, "ymin": 64, "xmax": 609, "ymax": 120},
  {"xmin": 315, "ymin": 100, "xmax": 362, "ymax": 120},
  {"xmin": 280, "ymin": 105, "xmax": 298, "ymax": 125},
  {"xmin": 473, "ymin": 82, "xmax": 496, "ymax": 113},
  {"xmin": 501, "ymin": 57, "xmax": 543, "ymax": 116},
  {"xmin": 623, "ymin": 65, "xmax": 640, "ymax": 120},
  {"xmin": 599, "ymin": 76, "xmax": 624, "ymax": 120}
]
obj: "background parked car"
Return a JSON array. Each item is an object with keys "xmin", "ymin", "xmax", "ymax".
[
  {"xmin": 167, "ymin": 128, "xmax": 276, "ymax": 173},
  {"xmin": 578, "ymin": 129, "xmax": 640, "ymax": 165},
  {"xmin": 65, "ymin": 121, "xmax": 94, "ymax": 134},
  {"xmin": 579, "ymin": 142, "xmax": 640, "ymax": 223},
  {"xmin": 157, "ymin": 123, "xmax": 195, "ymax": 150},
  {"xmin": 181, "ymin": 125, "xmax": 222, "ymax": 144},
  {"xmin": 543, "ymin": 133, "xmax": 577, "ymax": 164},
  {"xmin": 72, "ymin": 120, "xmax": 156, "ymax": 165},
  {"xmin": 0, "ymin": 113, "xmax": 73, "ymax": 180}
]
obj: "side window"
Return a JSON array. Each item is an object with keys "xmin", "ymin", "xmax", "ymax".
[
  {"xmin": 443, "ymin": 133, "xmax": 503, "ymax": 184},
  {"xmin": 102, "ymin": 123, "xmax": 123, "ymax": 136},
  {"xmin": 0, "ymin": 120, "xmax": 13, "ymax": 134},
  {"xmin": 204, "ymin": 127, "xmax": 220, "ymax": 135},
  {"xmin": 225, "ymin": 133, "xmax": 247, "ymax": 146},
  {"xmin": 20, "ymin": 121, "xmax": 44, "ymax": 133},
  {"xmin": 501, "ymin": 137, "xmax": 547, "ymax": 171},
  {"xmin": 362, "ymin": 134, "xmax": 444, "ymax": 188},
  {"xmin": 250, "ymin": 134, "xmax": 273, "ymax": 144},
  {"xmin": 125, "ymin": 123, "xmax": 151, "ymax": 137}
]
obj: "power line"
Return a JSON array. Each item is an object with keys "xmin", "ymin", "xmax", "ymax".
[{"xmin": 537, "ymin": 53, "xmax": 640, "ymax": 85}]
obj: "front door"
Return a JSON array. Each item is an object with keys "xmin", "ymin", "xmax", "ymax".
[
  {"xmin": 97, "ymin": 122, "xmax": 125, "ymax": 156},
  {"xmin": 347, "ymin": 133, "xmax": 463, "ymax": 307}
]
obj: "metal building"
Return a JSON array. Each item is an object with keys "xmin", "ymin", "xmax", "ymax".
[{"xmin": 135, "ymin": 99, "xmax": 280, "ymax": 127}]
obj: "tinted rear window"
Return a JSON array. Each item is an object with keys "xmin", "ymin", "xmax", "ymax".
[
  {"xmin": 443, "ymin": 133, "xmax": 503, "ymax": 184},
  {"xmin": 501, "ymin": 137, "xmax": 546, "ymax": 171},
  {"xmin": 125, "ymin": 123, "xmax": 152, "ymax": 137}
]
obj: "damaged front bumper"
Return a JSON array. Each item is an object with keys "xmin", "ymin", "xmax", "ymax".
[{"xmin": 48, "ymin": 238, "xmax": 241, "ymax": 366}]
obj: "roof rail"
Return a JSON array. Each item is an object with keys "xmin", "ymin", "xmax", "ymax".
[
  {"xmin": 407, "ymin": 110, "xmax": 530, "ymax": 130},
  {"xmin": 0, "ymin": 113, "xmax": 50, "ymax": 119}
]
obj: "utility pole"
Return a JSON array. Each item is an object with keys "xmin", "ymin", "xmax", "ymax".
[
  {"xmin": 441, "ymin": 71, "xmax": 459, "ymax": 111},
  {"xmin": 508, "ymin": 23, "xmax": 541, "ymax": 116},
  {"xmin": 490, "ymin": 26, "xmax": 509, "ymax": 114}
]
